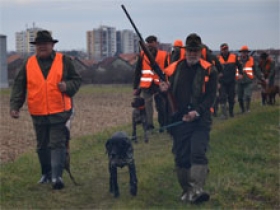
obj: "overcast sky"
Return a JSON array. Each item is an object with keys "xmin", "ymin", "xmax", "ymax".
[{"xmin": 0, "ymin": 0, "xmax": 279, "ymax": 52}]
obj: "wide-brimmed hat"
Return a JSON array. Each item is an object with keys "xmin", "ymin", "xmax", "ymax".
[
  {"xmin": 30, "ymin": 30, "xmax": 58, "ymax": 45},
  {"xmin": 239, "ymin": 45, "xmax": 250, "ymax": 52},
  {"xmin": 185, "ymin": 33, "xmax": 202, "ymax": 50}
]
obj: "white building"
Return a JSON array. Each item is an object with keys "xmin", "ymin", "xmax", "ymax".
[
  {"xmin": 87, "ymin": 25, "xmax": 117, "ymax": 61},
  {"xmin": 15, "ymin": 24, "xmax": 44, "ymax": 55},
  {"xmin": 120, "ymin": 29, "xmax": 136, "ymax": 54}
]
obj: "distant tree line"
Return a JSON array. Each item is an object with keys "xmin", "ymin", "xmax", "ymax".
[{"xmin": 80, "ymin": 61, "xmax": 135, "ymax": 84}]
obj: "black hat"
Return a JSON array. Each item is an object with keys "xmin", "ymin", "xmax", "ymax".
[
  {"xmin": 260, "ymin": 52, "xmax": 268, "ymax": 59},
  {"xmin": 220, "ymin": 43, "xmax": 228, "ymax": 50},
  {"xmin": 185, "ymin": 33, "xmax": 202, "ymax": 50},
  {"xmin": 30, "ymin": 30, "xmax": 58, "ymax": 45},
  {"xmin": 145, "ymin": 35, "xmax": 157, "ymax": 43}
]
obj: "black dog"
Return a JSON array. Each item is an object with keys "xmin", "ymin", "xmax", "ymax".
[
  {"xmin": 131, "ymin": 97, "xmax": 149, "ymax": 143},
  {"xmin": 105, "ymin": 131, "xmax": 138, "ymax": 198}
]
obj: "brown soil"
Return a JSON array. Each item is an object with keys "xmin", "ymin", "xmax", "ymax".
[
  {"xmin": 0, "ymin": 89, "xmax": 132, "ymax": 163},
  {"xmin": 0, "ymin": 85, "xmax": 264, "ymax": 164}
]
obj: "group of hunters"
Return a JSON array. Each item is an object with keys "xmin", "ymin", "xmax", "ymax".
[{"xmin": 9, "ymin": 30, "xmax": 275, "ymax": 205}]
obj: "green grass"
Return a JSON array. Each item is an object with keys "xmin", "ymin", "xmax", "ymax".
[{"xmin": 1, "ymin": 99, "xmax": 279, "ymax": 209}]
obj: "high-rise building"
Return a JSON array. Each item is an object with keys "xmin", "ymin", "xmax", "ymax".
[
  {"xmin": 87, "ymin": 26, "xmax": 138, "ymax": 60},
  {"xmin": 87, "ymin": 25, "xmax": 117, "ymax": 61},
  {"xmin": 120, "ymin": 29, "xmax": 136, "ymax": 54},
  {"xmin": 0, "ymin": 34, "xmax": 8, "ymax": 88},
  {"xmin": 15, "ymin": 24, "xmax": 44, "ymax": 55}
]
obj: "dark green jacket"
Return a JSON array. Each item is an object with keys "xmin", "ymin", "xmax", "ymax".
[
  {"xmin": 10, "ymin": 51, "xmax": 82, "ymax": 124},
  {"xmin": 168, "ymin": 59, "xmax": 218, "ymax": 125}
]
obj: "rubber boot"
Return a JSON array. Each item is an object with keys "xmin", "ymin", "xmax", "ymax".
[
  {"xmin": 229, "ymin": 104, "xmax": 234, "ymax": 118},
  {"xmin": 239, "ymin": 100, "xmax": 245, "ymax": 113},
  {"xmin": 188, "ymin": 164, "xmax": 210, "ymax": 204},
  {"xmin": 176, "ymin": 168, "xmax": 192, "ymax": 201},
  {"xmin": 220, "ymin": 103, "xmax": 228, "ymax": 120},
  {"xmin": 245, "ymin": 99, "xmax": 251, "ymax": 113},
  {"xmin": 51, "ymin": 148, "xmax": 66, "ymax": 190},
  {"xmin": 261, "ymin": 93, "xmax": 266, "ymax": 105},
  {"xmin": 37, "ymin": 149, "xmax": 51, "ymax": 183}
]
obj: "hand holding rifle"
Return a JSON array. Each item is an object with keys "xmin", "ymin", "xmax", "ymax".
[{"xmin": 121, "ymin": 4, "xmax": 177, "ymax": 116}]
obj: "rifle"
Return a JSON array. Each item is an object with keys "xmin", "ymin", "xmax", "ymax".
[{"xmin": 121, "ymin": 4, "xmax": 177, "ymax": 116}]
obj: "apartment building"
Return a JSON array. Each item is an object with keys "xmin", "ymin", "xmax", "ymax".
[
  {"xmin": 87, "ymin": 25, "xmax": 117, "ymax": 61},
  {"xmin": 87, "ymin": 25, "xmax": 138, "ymax": 60},
  {"xmin": 15, "ymin": 24, "xmax": 45, "ymax": 55}
]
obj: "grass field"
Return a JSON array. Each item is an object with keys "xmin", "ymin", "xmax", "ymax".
[{"xmin": 0, "ymin": 85, "xmax": 279, "ymax": 209}]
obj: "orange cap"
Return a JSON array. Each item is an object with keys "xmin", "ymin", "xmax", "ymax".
[
  {"xmin": 239, "ymin": 45, "xmax": 250, "ymax": 52},
  {"xmin": 173, "ymin": 39, "xmax": 183, "ymax": 47}
]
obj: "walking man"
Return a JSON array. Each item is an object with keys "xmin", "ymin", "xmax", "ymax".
[
  {"xmin": 10, "ymin": 30, "xmax": 82, "ymax": 190},
  {"xmin": 133, "ymin": 35, "xmax": 169, "ymax": 131},
  {"xmin": 217, "ymin": 43, "xmax": 243, "ymax": 118},
  {"xmin": 160, "ymin": 33, "xmax": 218, "ymax": 204}
]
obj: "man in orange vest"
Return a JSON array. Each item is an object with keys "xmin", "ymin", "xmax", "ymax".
[
  {"xmin": 236, "ymin": 46, "xmax": 261, "ymax": 113},
  {"xmin": 159, "ymin": 33, "xmax": 218, "ymax": 204},
  {"xmin": 10, "ymin": 30, "xmax": 82, "ymax": 190},
  {"xmin": 258, "ymin": 52, "xmax": 276, "ymax": 105},
  {"xmin": 217, "ymin": 43, "xmax": 243, "ymax": 118},
  {"xmin": 133, "ymin": 35, "xmax": 169, "ymax": 131},
  {"xmin": 169, "ymin": 39, "xmax": 185, "ymax": 64}
]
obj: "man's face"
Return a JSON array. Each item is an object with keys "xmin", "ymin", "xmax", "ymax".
[
  {"xmin": 240, "ymin": 51, "xmax": 249, "ymax": 60},
  {"xmin": 147, "ymin": 41, "xmax": 158, "ymax": 48},
  {"xmin": 221, "ymin": 47, "xmax": 229, "ymax": 55},
  {"xmin": 186, "ymin": 48, "xmax": 201, "ymax": 65},
  {"xmin": 35, "ymin": 42, "xmax": 54, "ymax": 58}
]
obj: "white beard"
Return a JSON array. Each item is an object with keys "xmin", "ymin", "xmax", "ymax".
[{"xmin": 186, "ymin": 57, "xmax": 200, "ymax": 65}]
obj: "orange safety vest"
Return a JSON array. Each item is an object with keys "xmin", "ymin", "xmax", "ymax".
[
  {"xmin": 26, "ymin": 53, "xmax": 72, "ymax": 115},
  {"xmin": 140, "ymin": 50, "xmax": 167, "ymax": 88},
  {"xmin": 236, "ymin": 56, "xmax": 254, "ymax": 80},
  {"xmin": 201, "ymin": 47, "xmax": 207, "ymax": 60},
  {"xmin": 164, "ymin": 58, "xmax": 211, "ymax": 93},
  {"xmin": 217, "ymin": 53, "xmax": 237, "ymax": 65},
  {"xmin": 168, "ymin": 48, "xmax": 186, "ymax": 64},
  {"xmin": 259, "ymin": 58, "xmax": 272, "ymax": 78}
]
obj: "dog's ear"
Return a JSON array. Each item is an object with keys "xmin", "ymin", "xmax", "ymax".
[{"xmin": 105, "ymin": 138, "xmax": 112, "ymax": 153}]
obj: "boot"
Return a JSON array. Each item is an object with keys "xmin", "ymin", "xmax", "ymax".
[
  {"xmin": 220, "ymin": 103, "xmax": 228, "ymax": 119},
  {"xmin": 245, "ymin": 99, "xmax": 251, "ymax": 113},
  {"xmin": 261, "ymin": 93, "xmax": 266, "ymax": 106},
  {"xmin": 239, "ymin": 100, "xmax": 245, "ymax": 113},
  {"xmin": 37, "ymin": 149, "xmax": 51, "ymax": 183},
  {"xmin": 176, "ymin": 168, "xmax": 192, "ymax": 201},
  {"xmin": 51, "ymin": 148, "xmax": 66, "ymax": 190},
  {"xmin": 229, "ymin": 104, "xmax": 234, "ymax": 118},
  {"xmin": 188, "ymin": 164, "xmax": 210, "ymax": 204}
]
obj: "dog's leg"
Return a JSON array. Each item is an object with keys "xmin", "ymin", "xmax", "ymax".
[
  {"xmin": 128, "ymin": 162, "xmax": 138, "ymax": 196},
  {"xmin": 142, "ymin": 112, "xmax": 149, "ymax": 143},
  {"xmin": 131, "ymin": 116, "xmax": 138, "ymax": 143},
  {"xmin": 142, "ymin": 120, "xmax": 149, "ymax": 143},
  {"xmin": 109, "ymin": 162, "xmax": 113, "ymax": 194},
  {"xmin": 110, "ymin": 164, "xmax": 119, "ymax": 198}
]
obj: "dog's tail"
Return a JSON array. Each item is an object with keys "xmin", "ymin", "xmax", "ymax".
[{"xmin": 65, "ymin": 151, "xmax": 81, "ymax": 186}]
